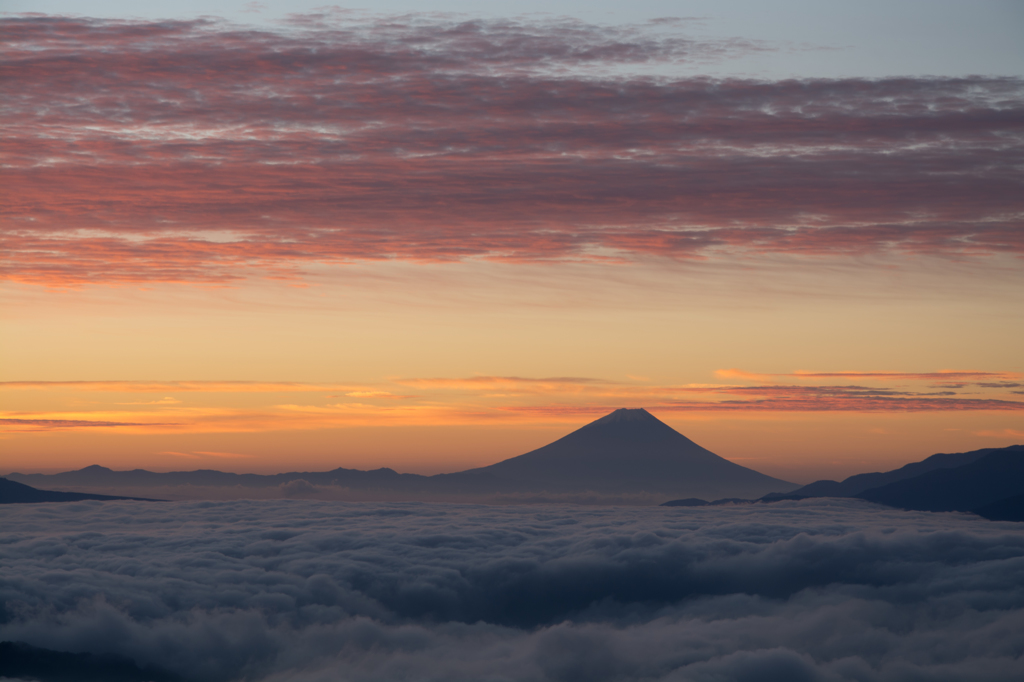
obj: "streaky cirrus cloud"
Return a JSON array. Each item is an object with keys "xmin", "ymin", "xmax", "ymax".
[
  {"xmin": 500, "ymin": 394, "xmax": 1024, "ymax": 418},
  {"xmin": 1, "ymin": 500, "xmax": 1023, "ymax": 681},
  {"xmin": 0, "ymin": 418, "xmax": 171, "ymax": 430},
  {"xmin": 4, "ymin": 370, "xmax": 1021, "ymax": 434},
  {"xmin": 0, "ymin": 380, "xmax": 366, "ymax": 392},
  {"xmin": 975, "ymin": 429, "xmax": 1024, "ymax": 439},
  {"xmin": 161, "ymin": 450, "xmax": 254, "ymax": 459},
  {"xmin": 1, "ymin": 13, "xmax": 1022, "ymax": 286},
  {"xmin": 395, "ymin": 376, "xmax": 612, "ymax": 390},
  {"xmin": 716, "ymin": 369, "xmax": 1024, "ymax": 382}
]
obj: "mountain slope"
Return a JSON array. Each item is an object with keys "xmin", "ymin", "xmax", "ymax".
[
  {"xmin": 5, "ymin": 464, "xmax": 425, "ymax": 490},
  {"xmin": 775, "ymin": 445, "xmax": 1020, "ymax": 499},
  {"xmin": 973, "ymin": 494, "xmax": 1024, "ymax": 522},
  {"xmin": 4, "ymin": 409, "xmax": 796, "ymax": 500},
  {"xmin": 0, "ymin": 641, "xmax": 178, "ymax": 682},
  {"xmin": 0, "ymin": 477, "xmax": 160, "ymax": 504},
  {"xmin": 855, "ymin": 448, "xmax": 1024, "ymax": 513},
  {"xmin": 444, "ymin": 408, "xmax": 796, "ymax": 498}
]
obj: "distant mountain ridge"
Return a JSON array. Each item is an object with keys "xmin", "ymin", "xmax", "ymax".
[
  {"xmin": 777, "ymin": 446, "xmax": 1012, "ymax": 499},
  {"xmin": 0, "ymin": 641, "xmax": 178, "ymax": 681},
  {"xmin": 5, "ymin": 463, "xmax": 419, "ymax": 491},
  {"xmin": 856, "ymin": 447, "xmax": 1024, "ymax": 514},
  {"xmin": 661, "ymin": 444, "xmax": 1024, "ymax": 522},
  {"xmin": 0, "ymin": 477, "xmax": 161, "ymax": 504},
  {"xmin": 4, "ymin": 408, "xmax": 796, "ymax": 501}
]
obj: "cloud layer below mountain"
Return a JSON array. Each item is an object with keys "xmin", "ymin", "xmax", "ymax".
[{"xmin": 2, "ymin": 499, "xmax": 1023, "ymax": 681}]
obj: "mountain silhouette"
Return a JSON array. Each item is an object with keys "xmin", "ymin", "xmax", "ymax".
[
  {"xmin": 768, "ymin": 446, "xmax": 1016, "ymax": 500},
  {"xmin": 741, "ymin": 445, "xmax": 1024, "ymax": 522},
  {"xmin": 4, "ymin": 409, "xmax": 796, "ymax": 500},
  {"xmin": 855, "ymin": 447, "xmax": 1024, "ymax": 515},
  {"xmin": 6, "ymin": 463, "xmax": 418, "ymax": 491},
  {"xmin": 973, "ymin": 494, "xmax": 1024, "ymax": 522},
  {"xmin": 0, "ymin": 477, "xmax": 161, "ymax": 504},
  {"xmin": 441, "ymin": 408, "xmax": 796, "ymax": 498},
  {"xmin": 0, "ymin": 641, "xmax": 178, "ymax": 682}
]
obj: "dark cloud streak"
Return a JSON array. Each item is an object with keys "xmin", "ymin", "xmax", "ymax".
[{"xmin": 0, "ymin": 418, "xmax": 173, "ymax": 430}]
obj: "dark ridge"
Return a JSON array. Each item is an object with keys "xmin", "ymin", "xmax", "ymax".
[
  {"xmin": 782, "ymin": 445, "xmax": 1021, "ymax": 499},
  {"xmin": 759, "ymin": 491, "xmax": 810, "ymax": 502},
  {"xmin": 5, "ymin": 408, "xmax": 798, "ymax": 500},
  {"xmin": 973, "ymin": 494, "xmax": 1024, "ymax": 522},
  {"xmin": 661, "ymin": 497, "xmax": 759, "ymax": 507},
  {"xmin": 856, "ymin": 448, "xmax": 1024, "ymax": 514},
  {"xmin": 0, "ymin": 478, "xmax": 162, "ymax": 504},
  {"xmin": 0, "ymin": 641, "xmax": 179, "ymax": 682},
  {"xmin": 5, "ymin": 464, "xmax": 424, "ymax": 491},
  {"xmin": 773, "ymin": 481, "xmax": 844, "ymax": 498}
]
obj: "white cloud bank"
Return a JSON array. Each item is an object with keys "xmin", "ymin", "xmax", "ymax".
[{"xmin": 2, "ymin": 499, "xmax": 1023, "ymax": 681}]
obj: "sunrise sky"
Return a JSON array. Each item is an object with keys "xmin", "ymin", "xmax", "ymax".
[{"xmin": 2, "ymin": 0, "xmax": 1022, "ymax": 483}]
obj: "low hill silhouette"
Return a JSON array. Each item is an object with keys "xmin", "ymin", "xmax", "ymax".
[
  {"xmin": 661, "ymin": 444, "xmax": 1024, "ymax": 521},
  {"xmin": 973, "ymin": 494, "xmax": 1024, "ymax": 522},
  {"xmin": 0, "ymin": 641, "xmax": 177, "ymax": 682},
  {"xmin": 4, "ymin": 409, "xmax": 796, "ymax": 501},
  {"xmin": 7, "ymin": 463, "xmax": 419, "ymax": 491},
  {"xmin": 765, "ymin": 446, "xmax": 1019, "ymax": 500},
  {"xmin": 856, "ymin": 447, "xmax": 1024, "ymax": 515},
  {"xmin": 0, "ymin": 477, "xmax": 160, "ymax": 504}
]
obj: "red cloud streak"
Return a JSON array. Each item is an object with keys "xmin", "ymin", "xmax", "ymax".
[
  {"xmin": 716, "ymin": 369, "xmax": 1022, "ymax": 382},
  {"xmin": 0, "ymin": 418, "xmax": 172, "ymax": 430},
  {"xmin": 2, "ymin": 14, "xmax": 1023, "ymax": 285},
  {"xmin": 505, "ymin": 395, "xmax": 1024, "ymax": 417}
]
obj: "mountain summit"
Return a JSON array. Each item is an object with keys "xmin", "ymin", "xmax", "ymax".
[
  {"xmin": 589, "ymin": 408, "xmax": 665, "ymax": 425},
  {"xmin": 454, "ymin": 408, "xmax": 796, "ymax": 498}
]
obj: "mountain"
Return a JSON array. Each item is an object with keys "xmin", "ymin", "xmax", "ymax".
[
  {"xmin": 0, "ymin": 641, "xmax": 178, "ymax": 682},
  {"xmin": 437, "ymin": 408, "xmax": 796, "ymax": 498},
  {"xmin": 0, "ymin": 477, "xmax": 161, "ymax": 504},
  {"xmin": 765, "ymin": 445, "xmax": 1020, "ymax": 500},
  {"xmin": 662, "ymin": 444, "xmax": 1024, "ymax": 517},
  {"xmin": 855, "ymin": 448, "xmax": 1024, "ymax": 515},
  {"xmin": 6, "ymin": 463, "xmax": 424, "ymax": 491},
  {"xmin": 4, "ymin": 409, "xmax": 796, "ymax": 501},
  {"xmin": 973, "ymin": 494, "xmax": 1024, "ymax": 522}
]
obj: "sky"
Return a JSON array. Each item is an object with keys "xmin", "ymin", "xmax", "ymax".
[{"xmin": 2, "ymin": 0, "xmax": 1023, "ymax": 483}]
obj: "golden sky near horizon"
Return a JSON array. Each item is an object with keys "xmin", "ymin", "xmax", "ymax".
[{"xmin": 2, "ymin": 10, "xmax": 1022, "ymax": 483}]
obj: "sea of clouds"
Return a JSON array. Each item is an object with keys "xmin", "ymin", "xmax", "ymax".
[{"xmin": 2, "ymin": 499, "xmax": 1023, "ymax": 681}]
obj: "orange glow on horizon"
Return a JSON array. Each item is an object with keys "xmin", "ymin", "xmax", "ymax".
[
  {"xmin": 3, "ymin": 12, "xmax": 1021, "ymax": 485},
  {"xmin": 3, "ymin": 368, "xmax": 1022, "ymax": 483}
]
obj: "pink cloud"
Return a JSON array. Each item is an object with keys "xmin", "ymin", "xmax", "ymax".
[
  {"xmin": 0, "ymin": 381, "xmax": 362, "ymax": 392},
  {"xmin": 973, "ymin": 429, "xmax": 1024, "ymax": 439},
  {"xmin": 2, "ymin": 14, "xmax": 1022, "ymax": 286}
]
